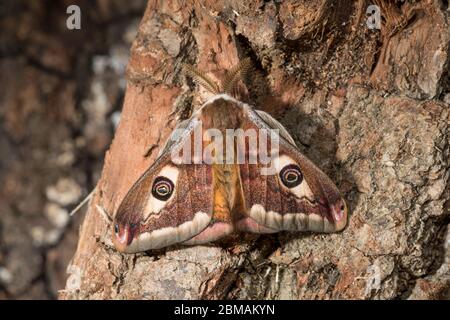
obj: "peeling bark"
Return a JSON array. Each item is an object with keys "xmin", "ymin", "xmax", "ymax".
[{"xmin": 61, "ymin": 0, "xmax": 449, "ymax": 300}]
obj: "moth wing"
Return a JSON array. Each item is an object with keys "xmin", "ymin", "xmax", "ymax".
[
  {"xmin": 254, "ymin": 110, "xmax": 297, "ymax": 146},
  {"xmin": 157, "ymin": 119, "xmax": 191, "ymax": 158},
  {"xmin": 237, "ymin": 105, "xmax": 347, "ymax": 233},
  {"xmin": 113, "ymin": 118, "xmax": 213, "ymax": 253}
]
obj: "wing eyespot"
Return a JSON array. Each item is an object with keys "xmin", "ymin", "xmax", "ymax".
[
  {"xmin": 279, "ymin": 164, "xmax": 303, "ymax": 188},
  {"xmin": 151, "ymin": 176, "xmax": 175, "ymax": 201}
]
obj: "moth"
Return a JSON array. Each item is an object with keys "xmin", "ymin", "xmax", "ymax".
[{"xmin": 111, "ymin": 60, "xmax": 348, "ymax": 253}]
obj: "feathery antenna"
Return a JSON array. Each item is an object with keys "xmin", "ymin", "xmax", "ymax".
[
  {"xmin": 182, "ymin": 63, "xmax": 220, "ymax": 94},
  {"xmin": 222, "ymin": 57, "xmax": 252, "ymax": 94}
]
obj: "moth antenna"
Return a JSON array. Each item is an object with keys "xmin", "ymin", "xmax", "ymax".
[
  {"xmin": 95, "ymin": 204, "xmax": 113, "ymax": 223},
  {"xmin": 69, "ymin": 187, "xmax": 96, "ymax": 217},
  {"xmin": 222, "ymin": 57, "xmax": 252, "ymax": 94},
  {"xmin": 182, "ymin": 63, "xmax": 220, "ymax": 94}
]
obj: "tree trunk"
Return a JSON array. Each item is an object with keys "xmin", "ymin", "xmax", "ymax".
[{"xmin": 60, "ymin": 0, "xmax": 450, "ymax": 300}]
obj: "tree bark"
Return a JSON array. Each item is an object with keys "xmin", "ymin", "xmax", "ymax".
[{"xmin": 60, "ymin": 0, "xmax": 450, "ymax": 300}]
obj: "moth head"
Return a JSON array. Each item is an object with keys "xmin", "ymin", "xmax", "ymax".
[
  {"xmin": 274, "ymin": 155, "xmax": 347, "ymax": 230},
  {"xmin": 112, "ymin": 165, "xmax": 179, "ymax": 252}
]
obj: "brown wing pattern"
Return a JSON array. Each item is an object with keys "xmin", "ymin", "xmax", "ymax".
[
  {"xmin": 236, "ymin": 104, "xmax": 347, "ymax": 233},
  {"xmin": 112, "ymin": 120, "xmax": 214, "ymax": 253}
]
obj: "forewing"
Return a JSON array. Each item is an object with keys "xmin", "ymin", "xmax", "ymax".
[{"xmin": 113, "ymin": 119, "xmax": 213, "ymax": 252}]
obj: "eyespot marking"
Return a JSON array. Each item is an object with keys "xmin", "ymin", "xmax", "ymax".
[
  {"xmin": 279, "ymin": 164, "xmax": 303, "ymax": 188},
  {"xmin": 272, "ymin": 155, "xmax": 314, "ymax": 200},
  {"xmin": 152, "ymin": 176, "xmax": 174, "ymax": 201},
  {"xmin": 143, "ymin": 165, "xmax": 180, "ymax": 220}
]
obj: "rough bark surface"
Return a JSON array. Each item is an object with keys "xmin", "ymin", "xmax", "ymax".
[
  {"xmin": 0, "ymin": 0, "xmax": 146, "ymax": 299},
  {"xmin": 61, "ymin": 0, "xmax": 449, "ymax": 299}
]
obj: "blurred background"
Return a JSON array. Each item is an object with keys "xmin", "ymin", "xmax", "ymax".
[{"xmin": 0, "ymin": 0, "xmax": 146, "ymax": 299}]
